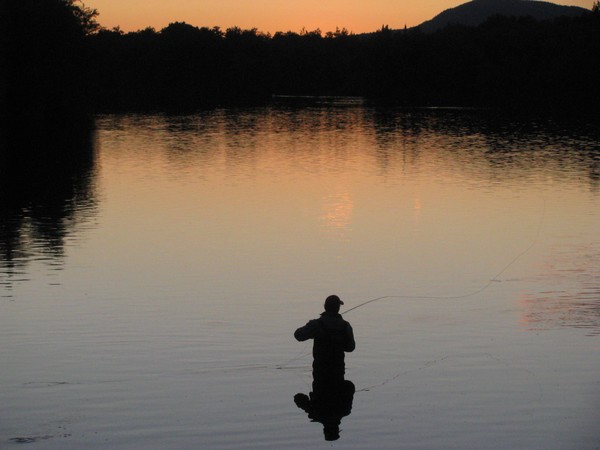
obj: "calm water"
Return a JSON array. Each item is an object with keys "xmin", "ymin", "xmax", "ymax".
[{"xmin": 1, "ymin": 103, "xmax": 599, "ymax": 449}]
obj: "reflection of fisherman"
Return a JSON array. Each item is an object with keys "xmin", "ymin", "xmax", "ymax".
[
  {"xmin": 294, "ymin": 294, "xmax": 355, "ymax": 382},
  {"xmin": 294, "ymin": 379, "xmax": 355, "ymax": 441},
  {"xmin": 293, "ymin": 295, "xmax": 356, "ymax": 440}
]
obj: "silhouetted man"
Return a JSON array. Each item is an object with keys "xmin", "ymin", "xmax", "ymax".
[
  {"xmin": 293, "ymin": 294, "xmax": 356, "ymax": 440},
  {"xmin": 294, "ymin": 294, "xmax": 355, "ymax": 383}
]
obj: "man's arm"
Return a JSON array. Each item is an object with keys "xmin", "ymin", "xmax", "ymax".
[
  {"xmin": 294, "ymin": 319, "xmax": 319, "ymax": 341},
  {"xmin": 344, "ymin": 323, "xmax": 356, "ymax": 352}
]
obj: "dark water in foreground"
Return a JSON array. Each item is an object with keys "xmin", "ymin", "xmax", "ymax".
[{"xmin": 1, "ymin": 104, "xmax": 599, "ymax": 448}]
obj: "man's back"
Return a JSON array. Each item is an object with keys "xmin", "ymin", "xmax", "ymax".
[{"xmin": 294, "ymin": 310, "xmax": 355, "ymax": 380}]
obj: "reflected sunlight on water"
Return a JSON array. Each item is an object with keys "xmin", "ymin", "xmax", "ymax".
[
  {"xmin": 520, "ymin": 241, "xmax": 600, "ymax": 336},
  {"xmin": 320, "ymin": 188, "xmax": 354, "ymax": 242}
]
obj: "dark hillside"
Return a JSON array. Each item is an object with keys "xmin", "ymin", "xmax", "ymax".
[{"xmin": 418, "ymin": 0, "xmax": 589, "ymax": 32}]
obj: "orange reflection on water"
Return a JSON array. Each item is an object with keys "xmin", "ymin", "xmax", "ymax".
[
  {"xmin": 414, "ymin": 197, "xmax": 422, "ymax": 228},
  {"xmin": 518, "ymin": 243, "xmax": 600, "ymax": 336},
  {"xmin": 320, "ymin": 189, "xmax": 354, "ymax": 241}
]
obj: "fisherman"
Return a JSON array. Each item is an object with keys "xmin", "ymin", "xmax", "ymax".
[
  {"xmin": 294, "ymin": 294, "xmax": 355, "ymax": 383},
  {"xmin": 293, "ymin": 295, "xmax": 356, "ymax": 440}
]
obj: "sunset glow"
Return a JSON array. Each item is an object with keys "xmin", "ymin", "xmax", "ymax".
[{"xmin": 86, "ymin": 0, "xmax": 594, "ymax": 34}]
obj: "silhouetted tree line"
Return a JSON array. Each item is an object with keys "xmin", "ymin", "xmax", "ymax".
[
  {"xmin": 87, "ymin": 23, "xmax": 361, "ymax": 110},
  {"xmin": 2, "ymin": 0, "xmax": 600, "ymax": 113},
  {"xmin": 91, "ymin": 12, "xmax": 600, "ymax": 112}
]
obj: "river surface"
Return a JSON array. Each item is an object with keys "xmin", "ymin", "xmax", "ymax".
[{"xmin": 1, "ymin": 102, "xmax": 599, "ymax": 449}]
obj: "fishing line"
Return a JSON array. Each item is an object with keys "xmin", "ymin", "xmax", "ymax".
[
  {"xmin": 341, "ymin": 197, "xmax": 546, "ymax": 315},
  {"xmin": 276, "ymin": 341, "xmax": 311, "ymax": 370},
  {"xmin": 355, "ymin": 352, "xmax": 545, "ymax": 403},
  {"xmin": 355, "ymin": 355, "xmax": 452, "ymax": 392}
]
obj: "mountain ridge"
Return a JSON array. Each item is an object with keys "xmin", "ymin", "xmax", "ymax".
[{"xmin": 417, "ymin": 0, "xmax": 590, "ymax": 32}]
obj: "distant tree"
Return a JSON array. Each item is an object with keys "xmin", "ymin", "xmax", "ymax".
[
  {"xmin": 69, "ymin": 0, "xmax": 100, "ymax": 35},
  {"xmin": 136, "ymin": 27, "xmax": 157, "ymax": 37},
  {"xmin": 375, "ymin": 24, "xmax": 393, "ymax": 39},
  {"xmin": 299, "ymin": 27, "xmax": 322, "ymax": 38},
  {"xmin": 225, "ymin": 26, "xmax": 243, "ymax": 39},
  {"xmin": 162, "ymin": 22, "xmax": 200, "ymax": 38},
  {"xmin": 1, "ymin": 0, "xmax": 100, "ymax": 117},
  {"xmin": 593, "ymin": 1, "xmax": 600, "ymax": 14},
  {"xmin": 325, "ymin": 27, "xmax": 351, "ymax": 39}
]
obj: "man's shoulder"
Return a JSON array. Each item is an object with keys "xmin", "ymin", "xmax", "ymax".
[{"xmin": 301, "ymin": 318, "xmax": 322, "ymax": 329}]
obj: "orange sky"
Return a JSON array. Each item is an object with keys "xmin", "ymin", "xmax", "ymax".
[{"xmin": 85, "ymin": 0, "xmax": 594, "ymax": 34}]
